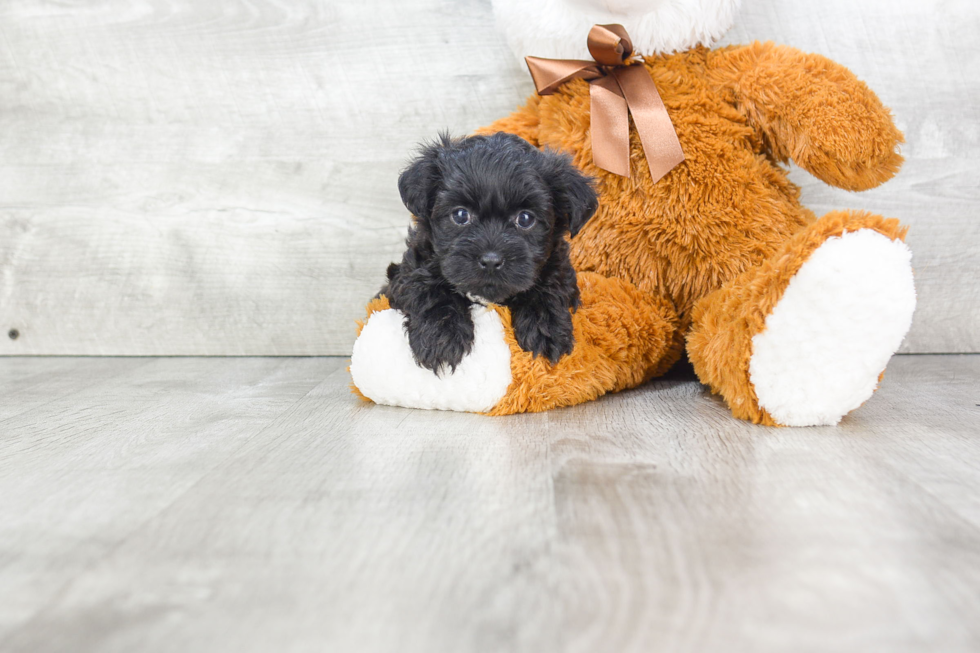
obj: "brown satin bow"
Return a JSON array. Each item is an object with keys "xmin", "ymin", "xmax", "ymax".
[{"xmin": 524, "ymin": 24, "xmax": 684, "ymax": 181}]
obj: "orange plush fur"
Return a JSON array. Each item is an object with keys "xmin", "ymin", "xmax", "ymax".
[{"xmin": 479, "ymin": 41, "xmax": 907, "ymax": 423}]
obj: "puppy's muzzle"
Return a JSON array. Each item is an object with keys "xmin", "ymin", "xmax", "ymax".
[{"xmin": 478, "ymin": 251, "xmax": 504, "ymax": 271}]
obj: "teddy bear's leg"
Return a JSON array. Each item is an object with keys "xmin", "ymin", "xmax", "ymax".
[
  {"xmin": 351, "ymin": 273, "xmax": 683, "ymax": 415},
  {"xmin": 488, "ymin": 272, "xmax": 683, "ymax": 415},
  {"xmin": 686, "ymin": 211, "xmax": 916, "ymax": 426}
]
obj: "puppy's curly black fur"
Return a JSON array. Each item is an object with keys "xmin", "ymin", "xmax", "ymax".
[{"xmin": 380, "ymin": 132, "xmax": 598, "ymax": 375}]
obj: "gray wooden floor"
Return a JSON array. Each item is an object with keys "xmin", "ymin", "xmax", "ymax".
[{"xmin": 1, "ymin": 355, "xmax": 978, "ymax": 652}]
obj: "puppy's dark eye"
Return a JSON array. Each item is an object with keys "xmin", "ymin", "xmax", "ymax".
[
  {"xmin": 516, "ymin": 211, "xmax": 536, "ymax": 229},
  {"xmin": 451, "ymin": 208, "xmax": 470, "ymax": 225}
]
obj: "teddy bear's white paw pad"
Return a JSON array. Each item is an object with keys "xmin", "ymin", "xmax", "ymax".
[
  {"xmin": 749, "ymin": 229, "xmax": 916, "ymax": 426},
  {"xmin": 350, "ymin": 306, "xmax": 512, "ymax": 412}
]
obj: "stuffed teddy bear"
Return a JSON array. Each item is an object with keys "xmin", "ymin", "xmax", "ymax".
[
  {"xmin": 478, "ymin": 0, "xmax": 916, "ymax": 426},
  {"xmin": 352, "ymin": 0, "xmax": 916, "ymax": 426}
]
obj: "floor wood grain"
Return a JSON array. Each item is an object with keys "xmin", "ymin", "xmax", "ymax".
[{"xmin": 0, "ymin": 355, "xmax": 978, "ymax": 652}]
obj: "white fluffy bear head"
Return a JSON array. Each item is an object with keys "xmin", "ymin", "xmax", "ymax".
[{"xmin": 493, "ymin": 0, "xmax": 742, "ymax": 60}]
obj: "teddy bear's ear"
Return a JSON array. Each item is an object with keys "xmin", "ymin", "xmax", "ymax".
[
  {"xmin": 397, "ymin": 138, "xmax": 448, "ymax": 220},
  {"xmin": 542, "ymin": 150, "xmax": 598, "ymax": 238}
]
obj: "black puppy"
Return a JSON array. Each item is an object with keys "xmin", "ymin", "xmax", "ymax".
[{"xmin": 380, "ymin": 132, "xmax": 598, "ymax": 375}]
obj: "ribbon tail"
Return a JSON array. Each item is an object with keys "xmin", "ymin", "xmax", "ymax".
[
  {"xmin": 614, "ymin": 65, "xmax": 685, "ymax": 183},
  {"xmin": 589, "ymin": 75, "xmax": 631, "ymax": 178}
]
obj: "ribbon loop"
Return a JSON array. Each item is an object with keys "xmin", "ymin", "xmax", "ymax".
[
  {"xmin": 523, "ymin": 55, "xmax": 602, "ymax": 95},
  {"xmin": 523, "ymin": 23, "xmax": 684, "ymax": 182},
  {"xmin": 587, "ymin": 23, "xmax": 632, "ymax": 66}
]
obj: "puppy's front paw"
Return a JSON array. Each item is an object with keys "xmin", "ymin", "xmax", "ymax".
[
  {"xmin": 511, "ymin": 304, "xmax": 575, "ymax": 364},
  {"xmin": 406, "ymin": 308, "xmax": 475, "ymax": 376}
]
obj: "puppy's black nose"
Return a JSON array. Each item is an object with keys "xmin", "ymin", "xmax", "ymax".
[{"xmin": 478, "ymin": 251, "xmax": 504, "ymax": 271}]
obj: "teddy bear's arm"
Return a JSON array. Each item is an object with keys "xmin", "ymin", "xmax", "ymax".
[
  {"xmin": 475, "ymin": 94, "xmax": 541, "ymax": 145},
  {"xmin": 709, "ymin": 41, "xmax": 904, "ymax": 191}
]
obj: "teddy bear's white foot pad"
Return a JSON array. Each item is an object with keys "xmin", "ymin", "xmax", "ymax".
[
  {"xmin": 350, "ymin": 305, "xmax": 513, "ymax": 412},
  {"xmin": 749, "ymin": 229, "xmax": 916, "ymax": 426}
]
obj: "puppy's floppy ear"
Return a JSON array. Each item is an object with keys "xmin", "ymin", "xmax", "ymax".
[
  {"xmin": 541, "ymin": 150, "xmax": 599, "ymax": 238},
  {"xmin": 397, "ymin": 138, "xmax": 448, "ymax": 219}
]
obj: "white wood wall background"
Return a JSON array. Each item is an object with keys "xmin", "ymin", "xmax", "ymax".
[{"xmin": 0, "ymin": 0, "xmax": 976, "ymax": 355}]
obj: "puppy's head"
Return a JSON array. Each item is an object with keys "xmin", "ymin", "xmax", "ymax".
[{"xmin": 398, "ymin": 132, "xmax": 598, "ymax": 304}]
